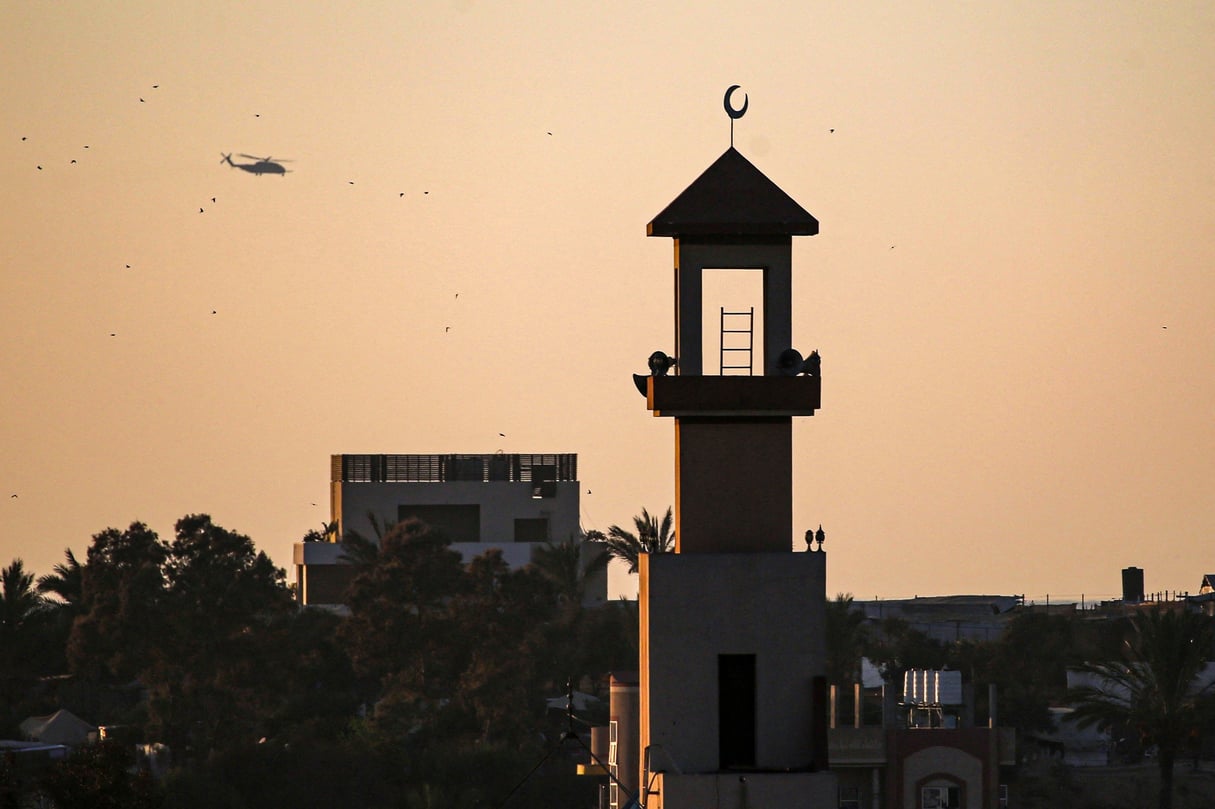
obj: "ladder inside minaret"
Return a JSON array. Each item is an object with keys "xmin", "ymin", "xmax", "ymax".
[{"xmin": 719, "ymin": 306, "xmax": 754, "ymax": 375}]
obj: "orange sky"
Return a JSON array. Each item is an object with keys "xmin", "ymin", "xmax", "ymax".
[{"xmin": 3, "ymin": 2, "xmax": 1213, "ymax": 603}]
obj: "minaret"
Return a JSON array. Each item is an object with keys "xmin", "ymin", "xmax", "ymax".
[{"xmin": 634, "ymin": 89, "xmax": 835, "ymax": 808}]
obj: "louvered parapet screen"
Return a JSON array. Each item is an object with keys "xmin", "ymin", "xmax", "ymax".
[{"xmin": 332, "ymin": 453, "xmax": 576, "ymax": 483}]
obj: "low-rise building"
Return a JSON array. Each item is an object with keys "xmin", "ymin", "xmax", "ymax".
[
  {"xmin": 856, "ymin": 596, "xmax": 1022, "ymax": 644},
  {"xmin": 294, "ymin": 452, "xmax": 604, "ymax": 607},
  {"xmin": 829, "ymin": 670, "xmax": 1016, "ymax": 809}
]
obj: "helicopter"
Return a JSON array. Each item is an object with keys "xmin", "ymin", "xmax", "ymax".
[{"xmin": 220, "ymin": 153, "xmax": 291, "ymax": 176}]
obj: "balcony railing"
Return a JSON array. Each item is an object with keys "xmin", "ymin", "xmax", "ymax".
[{"xmin": 332, "ymin": 453, "xmax": 577, "ymax": 484}]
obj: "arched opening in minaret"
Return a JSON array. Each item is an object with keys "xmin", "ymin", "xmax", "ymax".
[{"xmin": 701, "ymin": 268, "xmax": 764, "ymax": 375}]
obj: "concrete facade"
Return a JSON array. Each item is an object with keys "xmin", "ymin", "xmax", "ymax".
[
  {"xmin": 640, "ymin": 552, "xmax": 827, "ymax": 773},
  {"xmin": 828, "ymin": 692, "xmax": 1017, "ymax": 808},
  {"xmin": 293, "ymin": 453, "xmax": 604, "ymax": 607},
  {"xmin": 336, "ymin": 479, "xmax": 581, "ymax": 565},
  {"xmin": 673, "ymin": 417, "xmax": 794, "ymax": 554},
  {"xmin": 609, "ymin": 673, "xmax": 640, "ymax": 808}
]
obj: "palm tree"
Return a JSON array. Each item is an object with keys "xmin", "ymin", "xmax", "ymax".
[
  {"xmin": 825, "ymin": 593, "xmax": 870, "ymax": 686},
  {"xmin": 1068, "ymin": 608, "xmax": 1215, "ymax": 809},
  {"xmin": 530, "ymin": 535, "xmax": 609, "ymax": 606},
  {"xmin": 340, "ymin": 511, "xmax": 397, "ymax": 566},
  {"xmin": 37, "ymin": 547, "xmax": 84, "ymax": 609},
  {"xmin": 588, "ymin": 506, "xmax": 674, "ymax": 574},
  {"xmin": 1, "ymin": 559, "xmax": 49, "ymax": 690},
  {"xmin": 1, "ymin": 558, "xmax": 45, "ymax": 635}
]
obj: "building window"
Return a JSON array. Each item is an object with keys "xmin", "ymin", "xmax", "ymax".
[
  {"xmin": 531, "ymin": 464, "xmax": 557, "ymax": 498},
  {"xmin": 514, "ymin": 517, "xmax": 550, "ymax": 543},
  {"xmin": 397, "ymin": 504, "xmax": 480, "ymax": 543},
  {"xmin": 998, "ymin": 784, "xmax": 1008, "ymax": 808},
  {"xmin": 718, "ymin": 654, "xmax": 756, "ymax": 768},
  {"xmin": 839, "ymin": 786, "xmax": 860, "ymax": 809},
  {"xmin": 302, "ymin": 564, "xmax": 357, "ymax": 606},
  {"xmin": 608, "ymin": 720, "xmax": 620, "ymax": 808},
  {"xmin": 609, "ymin": 720, "xmax": 618, "ymax": 768},
  {"xmin": 921, "ymin": 785, "xmax": 961, "ymax": 808}
]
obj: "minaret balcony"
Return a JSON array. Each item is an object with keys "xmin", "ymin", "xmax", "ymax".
[{"xmin": 643, "ymin": 374, "xmax": 820, "ymax": 417}]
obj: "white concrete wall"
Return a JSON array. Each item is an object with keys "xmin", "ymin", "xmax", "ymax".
[
  {"xmin": 321, "ymin": 477, "xmax": 605, "ymax": 605},
  {"xmin": 293, "ymin": 541, "xmax": 347, "ymax": 565},
  {"xmin": 335, "ymin": 479, "xmax": 581, "ymax": 545}
]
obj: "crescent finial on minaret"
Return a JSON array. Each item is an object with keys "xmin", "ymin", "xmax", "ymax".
[{"xmin": 724, "ymin": 85, "xmax": 748, "ymax": 147}]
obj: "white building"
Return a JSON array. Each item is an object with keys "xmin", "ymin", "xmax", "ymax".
[{"xmin": 294, "ymin": 452, "xmax": 604, "ymax": 607}]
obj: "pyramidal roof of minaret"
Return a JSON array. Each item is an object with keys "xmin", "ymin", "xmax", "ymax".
[{"xmin": 647, "ymin": 147, "xmax": 819, "ymax": 238}]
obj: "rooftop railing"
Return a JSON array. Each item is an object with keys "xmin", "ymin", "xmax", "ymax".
[{"xmin": 332, "ymin": 453, "xmax": 577, "ymax": 484}]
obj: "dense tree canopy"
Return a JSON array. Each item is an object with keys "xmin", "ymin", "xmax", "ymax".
[
  {"xmin": 0, "ymin": 512, "xmax": 619, "ymax": 807},
  {"xmin": 341, "ymin": 518, "xmax": 566, "ymax": 752},
  {"xmin": 12, "ymin": 510, "xmax": 1215, "ymax": 809},
  {"xmin": 69, "ymin": 521, "xmax": 168, "ymax": 682},
  {"xmin": 143, "ymin": 515, "xmax": 294, "ymax": 755}
]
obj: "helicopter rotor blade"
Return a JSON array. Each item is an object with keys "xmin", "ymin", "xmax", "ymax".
[{"xmin": 235, "ymin": 153, "xmax": 293, "ymax": 163}]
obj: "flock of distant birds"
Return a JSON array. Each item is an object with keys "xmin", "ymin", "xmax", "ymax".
[
  {"xmin": 22, "ymin": 83, "xmax": 438, "ymax": 196},
  {"xmin": 19, "ymin": 82, "xmax": 1176, "ymax": 343},
  {"xmin": 16, "ymin": 82, "xmax": 487, "ymax": 337}
]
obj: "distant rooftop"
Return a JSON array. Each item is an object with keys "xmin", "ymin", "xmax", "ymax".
[
  {"xmin": 331, "ymin": 453, "xmax": 577, "ymax": 484},
  {"xmin": 856, "ymin": 595, "xmax": 1022, "ymax": 620}
]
